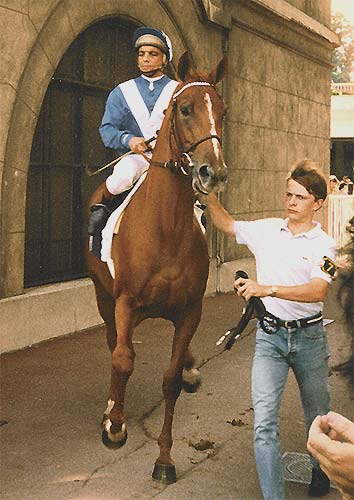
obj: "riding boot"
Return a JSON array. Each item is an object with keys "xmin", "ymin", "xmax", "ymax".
[{"xmin": 88, "ymin": 186, "xmax": 115, "ymax": 235}]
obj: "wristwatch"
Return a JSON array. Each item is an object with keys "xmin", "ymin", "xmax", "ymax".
[{"xmin": 270, "ymin": 286, "xmax": 279, "ymax": 297}]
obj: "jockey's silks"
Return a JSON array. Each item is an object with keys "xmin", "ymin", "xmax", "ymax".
[{"xmin": 99, "ymin": 75, "xmax": 178, "ymax": 154}]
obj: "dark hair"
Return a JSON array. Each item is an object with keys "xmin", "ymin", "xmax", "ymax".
[{"xmin": 287, "ymin": 159, "xmax": 327, "ymax": 201}]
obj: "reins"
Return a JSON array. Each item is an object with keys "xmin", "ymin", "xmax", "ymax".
[
  {"xmin": 150, "ymin": 81, "xmax": 222, "ymax": 176},
  {"xmin": 87, "ymin": 81, "xmax": 223, "ymax": 178}
]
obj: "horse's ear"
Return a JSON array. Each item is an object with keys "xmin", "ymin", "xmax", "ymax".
[
  {"xmin": 208, "ymin": 55, "xmax": 227, "ymax": 85},
  {"xmin": 177, "ymin": 52, "xmax": 192, "ymax": 81}
]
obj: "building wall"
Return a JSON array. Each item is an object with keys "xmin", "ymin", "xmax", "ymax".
[
  {"xmin": 220, "ymin": 0, "xmax": 337, "ymax": 264},
  {"xmin": 285, "ymin": 0, "xmax": 331, "ymax": 27},
  {"xmin": 0, "ymin": 0, "xmax": 339, "ymax": 351}
]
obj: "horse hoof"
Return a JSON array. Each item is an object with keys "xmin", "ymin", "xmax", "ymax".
[
  {"xmin": 152, "ymin": 462, "xmax": 177, "ymax": 484},
  {"xmin": 182, "ymin": 368, "xmax": 201, "ymax": 393},
  {"xmin": 101, "ymin": 420, "xmax": 127, "ymax": 449}
]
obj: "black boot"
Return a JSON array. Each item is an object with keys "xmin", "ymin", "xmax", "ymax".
[
  {"xmin": 88, "ymin": 189, "xmax": 114, "ymax": 236},
  {"xmin": 308, "ymin": 467, "xmax": 330, "ymax": 497}
]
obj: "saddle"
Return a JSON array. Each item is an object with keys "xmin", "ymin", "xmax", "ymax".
[{"xmin": 89, "ymin": 173, "xmax": 147, "ymax": 274}]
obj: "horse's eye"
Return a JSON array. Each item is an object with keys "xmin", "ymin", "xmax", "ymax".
[{"xmin": 180, "ymin": 105, "xmax": 191, "ymax": 117}]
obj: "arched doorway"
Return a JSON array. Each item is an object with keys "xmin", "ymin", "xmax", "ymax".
[{"xmin": 24, "ymin": 18, "xmax": 139, "ymax": 287}]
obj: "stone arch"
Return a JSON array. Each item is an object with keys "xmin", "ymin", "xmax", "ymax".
[{"xmin": 1, "ymin": 0, "xmax": 188, "ymax": 298}]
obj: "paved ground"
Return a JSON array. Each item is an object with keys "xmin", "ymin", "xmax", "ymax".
[{"xmin": 1, "ymin": 288, "xmax": 353, "ymax": 500}]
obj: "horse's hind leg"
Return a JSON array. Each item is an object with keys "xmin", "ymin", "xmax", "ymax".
[
  {"xmin": 152, "ymin": 303, "xmax": 202, "ymax": 484},
  {"xmin": 102, "ymin": 295, "xmax": 135, "ymax": 449}
]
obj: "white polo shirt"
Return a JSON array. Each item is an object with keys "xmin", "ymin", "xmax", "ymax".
[{"xmin": 233, "ymin": 218, "xmax": 336, "ymax": 320}]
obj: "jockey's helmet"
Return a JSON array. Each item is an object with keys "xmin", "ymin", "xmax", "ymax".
[{"xmin": 133, "ymin": 27, "xmax": 173, "ymax": 62}]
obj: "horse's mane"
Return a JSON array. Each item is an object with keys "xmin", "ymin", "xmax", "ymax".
[
  {"xmin": 337, "ymin": 216, "xmax": 354, "ymax": 382},
  {"xmin": 181, "ymin": 72, "xmax": 212, "ymax": 83},
  {"xmin": 338, "ymin": 216, "xmax": 354, "ymax": 326}
]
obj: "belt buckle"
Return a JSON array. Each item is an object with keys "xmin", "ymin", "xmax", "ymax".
[
  {"xmin": 260, "ymin": 313, "xmax": 280, "ymax": 334},
  {"xmin": 284, "ymin": 320, "xmax": 292, "ymax": 329}
]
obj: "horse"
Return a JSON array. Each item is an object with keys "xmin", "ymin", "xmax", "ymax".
[{"xmin": 86, "ymin": 52, "xmax": 228, "ymax": 483}]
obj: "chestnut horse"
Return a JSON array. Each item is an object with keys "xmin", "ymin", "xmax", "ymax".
[{"xmin": 86, "ymin": 52, "xmax": 228, "ymax": 483}]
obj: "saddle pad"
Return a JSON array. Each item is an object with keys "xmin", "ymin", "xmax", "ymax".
[{"xmin": 101, "ymin": 172, "xmax": 148, "ymax": 278}]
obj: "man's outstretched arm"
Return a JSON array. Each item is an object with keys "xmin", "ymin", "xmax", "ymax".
[{"xmin": 204, "ymin": 193, "xmax": 235, "ymax": 236}]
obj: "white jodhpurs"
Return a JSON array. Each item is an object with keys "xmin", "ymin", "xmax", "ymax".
[{"xmin": 105, "ymin": 154, "xmax": 150, "ymax": 195}]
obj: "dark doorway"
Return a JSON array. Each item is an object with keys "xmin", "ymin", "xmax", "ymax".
[
  {"xmin": 25, "ymin": 19, "xmax": 139, "ymax": 287},
  {"xmin": 330, "ymin": 139, "xmax": 354, "ymax": 182}
]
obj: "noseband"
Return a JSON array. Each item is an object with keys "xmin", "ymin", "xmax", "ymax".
[{"xmin": 150, "ymin": 81, "xmax": 222, "ymax": 176}]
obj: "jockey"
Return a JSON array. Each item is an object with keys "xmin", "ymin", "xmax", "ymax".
[{"xmin": 88, "ymin": 27, "xmax": 178, "ymax": 235}]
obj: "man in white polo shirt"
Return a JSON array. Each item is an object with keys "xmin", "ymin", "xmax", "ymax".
[{"xmin": 204, "ymin": 159, "xmax": 336, "ymax": 500}]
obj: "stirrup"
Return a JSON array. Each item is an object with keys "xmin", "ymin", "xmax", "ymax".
[{"xmin": 90, "ymin": 203, "xmax": 109, "ymax": 213}]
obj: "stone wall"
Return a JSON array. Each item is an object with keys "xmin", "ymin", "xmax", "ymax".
[
  {"xmin": 219, "ymin": 0, "xmax": 338, "ymax": 264},
  {"xmin": 0, "ymin": 0, "xmax": 220, "ymax": 299},
  {"xmin": 286, "ymin": 0, "xmax": 331, "ymax": 26}
]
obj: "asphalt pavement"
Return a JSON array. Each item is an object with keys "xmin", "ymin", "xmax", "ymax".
[{"xmin": 1, "ymin": 288, "xmax": 353, "ymax": 500}]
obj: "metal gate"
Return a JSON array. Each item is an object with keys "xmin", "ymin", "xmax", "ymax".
[{"xmin": 25, "ymin": 19, "xmax": 138, "ymax": 287}]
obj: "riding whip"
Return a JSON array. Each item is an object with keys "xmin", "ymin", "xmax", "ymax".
[{"xmin": 85, "ymin": 136, "xmax": 156, "ymax": 177}]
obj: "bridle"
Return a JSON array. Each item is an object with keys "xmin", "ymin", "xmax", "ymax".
[{"xmin": 150, "ymin": 81, "xmax": 223, "ymax": 176}]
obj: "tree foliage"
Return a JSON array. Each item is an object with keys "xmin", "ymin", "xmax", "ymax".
[{"xmin": 331, "ymin": 12, "xmax": 354, "ymax": 82}]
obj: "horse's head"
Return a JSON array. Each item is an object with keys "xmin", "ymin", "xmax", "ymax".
[{"xmin": 170, "ymin": 52, "xmax": 228, "ymax": 195}]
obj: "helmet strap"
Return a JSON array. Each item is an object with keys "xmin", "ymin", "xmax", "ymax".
[{"xmin": 140, "ymin": 67, "xmax": 165, "ymax": 77}]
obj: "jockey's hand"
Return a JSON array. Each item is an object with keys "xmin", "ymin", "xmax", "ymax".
[
  {"xmin": 129, "ymin": 137, "xmax": 149, "ymax": 155},
  {"xmin": 234, "ymin": 278, "xmax": 268, "ymax": 301}
]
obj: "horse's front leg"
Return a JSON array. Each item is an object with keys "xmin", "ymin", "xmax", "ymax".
[
  {"xmin": 102, "ymin": 296, "xmax": 135, "ymax": 449},
  {"xmin": 182, "ymin": 348, "xmax": 201, "ymax": 393},
  {"xmin": 152, "ymin": 303, "xmax": 202, "ymax": 484},
  {"xmin": 89, "ymin": 276, "xmax": 119, "ymax": 428}
]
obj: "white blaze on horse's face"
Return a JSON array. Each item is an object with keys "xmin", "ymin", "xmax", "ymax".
[{"xmin": 204, "ymin": 92, "xmax": 220, "ymax": 161}]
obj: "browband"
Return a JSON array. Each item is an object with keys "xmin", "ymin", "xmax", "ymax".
[{"xmin": 172, "ymin": 82, "xmax": 212, "ymax": 100}]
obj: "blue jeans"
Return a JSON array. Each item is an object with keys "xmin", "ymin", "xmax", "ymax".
[{"xmin": 252, "ymin": 322, "xmax": 330, "ymax": 500}]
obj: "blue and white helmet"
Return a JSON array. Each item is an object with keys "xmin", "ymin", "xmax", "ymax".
[{"xmin": 133, "ymin": 27, "xmax": 173, "ymax": 62}]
